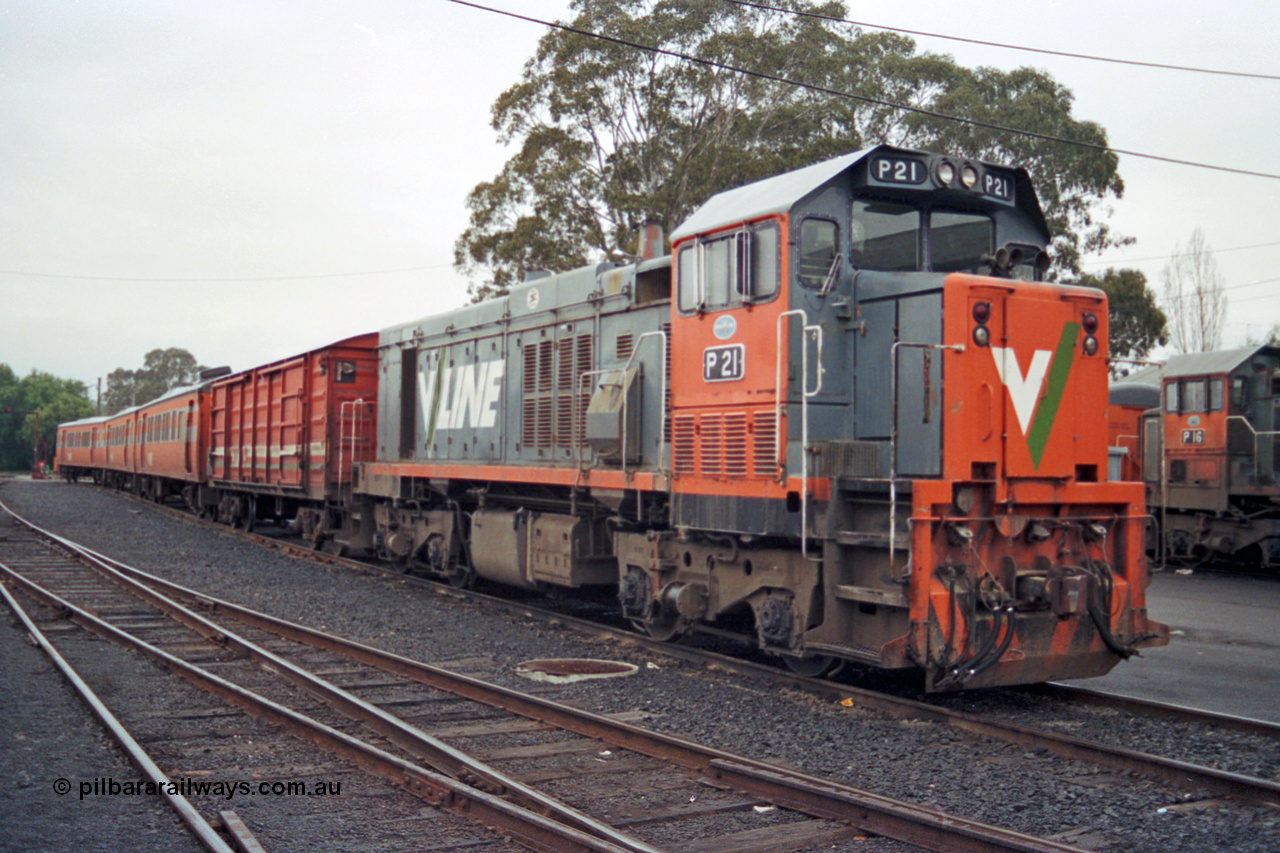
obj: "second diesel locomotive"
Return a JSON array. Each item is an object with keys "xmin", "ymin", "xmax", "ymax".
[
  {"xmin": 1111, "ymin": 345, "xmax": 1280, "ymax": 568},
  {"xmin": 336, "ymin": 144, "xmax": 1168, "ymax": 690}
]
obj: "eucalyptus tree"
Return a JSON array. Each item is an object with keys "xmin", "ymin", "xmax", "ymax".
[{"xmin": 456, "ymin": 0, "xmax": 1130, "ymax": 299}]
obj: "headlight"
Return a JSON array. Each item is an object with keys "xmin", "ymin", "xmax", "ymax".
[
  {"xmin": 961, "ymin": 163, "xmax": 979, "ymax": 189},
  {"xmin": 937, "ymin": 160, "xmax": 956, "ymax": 186}
]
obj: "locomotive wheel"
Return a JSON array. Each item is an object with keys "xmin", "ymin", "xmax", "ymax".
[
  {"xmin": 446, "ymin": 564, "xmax": 475, "ymax": 589},
  {"xmin": 630, "ymin": 613, "xmax": 683, "ymax": 642},
  {"xmin": 782, "ymin": 654, "xmax": 839, "ymax": 678},
  {"xmin": 236, "ymin": 500, "xmax": 256, "ymax": 533}
]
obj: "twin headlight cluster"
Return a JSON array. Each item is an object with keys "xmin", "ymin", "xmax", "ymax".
[
  {"xmin": 969, "ymin": 301, "xmax": 1101, "ymax": 356},
  {"xmin": 936, "ymin": 159, "xmax": 981, "ymax": 190}
]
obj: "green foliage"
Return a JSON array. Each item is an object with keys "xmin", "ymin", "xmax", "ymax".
[
  {"xmin": 456, "ymin": 0, "xmax": 1129, "ymax": 298},
  {"xmin": 1078, "ymin": 268, "xmax": 1168, "ymax": 372},
  {"xmin": 102, "ymin": 348, "xmax": 205, "ymax": 415},
  {"xmin": 0, "ymin": 365, "xmax": 95, "ymax": 470}
]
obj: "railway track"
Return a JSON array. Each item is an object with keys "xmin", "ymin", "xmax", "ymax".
[
  {"xmin": 51, "ymin": 488, "xmax": 1280, "ymax": 804},
  {"xmin": 1, "ymin": 500, "xmax": 1098, "ymax": 853}
]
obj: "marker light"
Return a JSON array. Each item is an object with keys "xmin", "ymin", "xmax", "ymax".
[
  {"xmin": 937, "ymin": 160, "xmax": 956, "ymax": 185},
  {"xmin": 973, "ymin": 326, "xmax": 991, "ymax": 347},
  {"xmin": 1082, "ymin": 312, "xmax": 1099, "ymax": 334},
  {"xmin": 973, "ymin": 301, "xmax": 991, "ymax": 324},
  {"xmin": 1082, "ymin": 336, "xmax": 1099, "ymax": 356},
  {"xmin": 961, "ymin": 163, "xmax": 980, "ymax": 189}
]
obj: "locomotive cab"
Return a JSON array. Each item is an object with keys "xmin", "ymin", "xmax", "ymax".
[
  {"xmin": 636, "ymin": 144, "xmax": 1167, "ymax": 688},
  {"xmin": 1150, "ymin": 345, "xmax": 1280, "ymax": 564}
]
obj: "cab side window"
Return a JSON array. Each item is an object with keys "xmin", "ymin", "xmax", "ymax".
[
  {"xmin": 676, "ymin": 221, "xmax": 781, "ymax": 312},
  {"xmin": 798, "ymin": 219, "xmax": 838, "ymax": 288}
]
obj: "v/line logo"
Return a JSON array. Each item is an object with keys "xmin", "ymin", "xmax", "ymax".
[
  {"xmin": 418, "ymin": 360, "xmax": 506, "ymax": 451},
  {"xmin": 990, "ymin": 322, "xmax": 1080, "ymax": 469}
]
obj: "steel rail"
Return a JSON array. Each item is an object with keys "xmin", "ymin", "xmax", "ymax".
[
  {"xmin": 377, "ymin": 575, "xmax": 1280, "ymax": 806},
  {"xmin": 0, "ymin": 501, "xmax": 662, "ymax": 853},
  {"xmin": 0, "ymin": 560, "xmax": 644, "ymax": 853},
  {"xmin": 40, "ymin": 490, "xmax": 1280, "ymax": 811},
  {"xmin": 0, "ymin": 581, "xmax": 237, "ymax": 853},
  {"xmin": 1028, "ymin": 683, "xmax": 1280, "ymax": 741},
  {"xmin": 55, "ymin": 550, "xmax": 1096, "ymax": 853}
]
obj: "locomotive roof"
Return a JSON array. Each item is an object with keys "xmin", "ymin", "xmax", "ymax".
[
  {"xmin": 1162, "ymin": 345, "xmax": 1280, "ymax": 379},
  {"xmin": 1108, "ymin": 382, "xmax": 1160, "ymax": 408},
  {"xmin": 670, "ymin": 144, "xmax": 1046, "ymax": 242},
  {"xmin": 671, "ymin": 148, "xmax": 874, "ymax": 241}
]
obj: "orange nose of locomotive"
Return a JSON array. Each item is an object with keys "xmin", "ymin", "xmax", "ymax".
[{"xmin": 904, "ymin": 276, "xmax": 1168, "ymax": 690}]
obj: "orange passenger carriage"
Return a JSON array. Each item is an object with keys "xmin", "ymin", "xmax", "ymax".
[{"xmin": 54, "ymin": 416, "xmax": 109, "ymax": 480}]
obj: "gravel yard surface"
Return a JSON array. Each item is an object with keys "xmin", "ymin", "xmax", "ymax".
[{"xmin": 3, "ymin": 478, "xmax": 1278, "ymax": 853}]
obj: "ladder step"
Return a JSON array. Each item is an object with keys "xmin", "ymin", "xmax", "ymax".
[
  {"xmin": 833, "ymin": 584, "xmax": 908, "ymax": 608},
  {"xmin": 834, "ymin": 530, "xmax": 909, "ymax": 550}
]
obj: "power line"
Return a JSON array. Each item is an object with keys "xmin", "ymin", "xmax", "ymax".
[
  {"xmin": 0, "ymin": 264, "xmax": 454, "ymax": 284},
  {"xmin": 1083, "ymin": 240, "xmax": 1280, "ymax": 268},
  {"xmin": 448, "ymin": 0, "xmax": 1280, "ymax": 180},
  {"xmin": 721, "ymin": 0, "xmax": 1280, "ymax": 82}
]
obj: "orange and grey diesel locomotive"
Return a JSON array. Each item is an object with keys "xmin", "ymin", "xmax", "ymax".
[
  {"xmin": 1110, "ymin": 345, "xmax": 1280, "ymax": 568},
  {"xmin": 344, "ymin": 144, "xmax": 1168, "ymax": 690}
]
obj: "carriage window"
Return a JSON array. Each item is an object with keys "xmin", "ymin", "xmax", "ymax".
[
  {"xmin": 798, "ymin": 219, "xmax": 838, "ymax": 288},
  {"xmin": 930, "ymin": 211, "xmax": 994, "ymax": 273},
  {"xmin": 851, "ymin": 201, "xmax": 918, "ymax": 272},
  {"xmin": 1165, "ymin": 382, "xmax": 1179, "ymax": 413}
]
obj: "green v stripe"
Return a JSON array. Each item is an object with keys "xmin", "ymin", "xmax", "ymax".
[{"xmin": 1026, "ymin": 322, "xmax": 1079, "ymax": 468}]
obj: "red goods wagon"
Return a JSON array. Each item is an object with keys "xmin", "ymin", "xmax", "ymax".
[{"xmin": 208, "ymin": 333, "xmax": 378, "ymax": 529}]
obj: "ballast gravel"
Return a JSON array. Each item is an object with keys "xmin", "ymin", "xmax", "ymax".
[{"xmin": 2, "ymin": 479, "xmax": 1278, "ymax": 853}]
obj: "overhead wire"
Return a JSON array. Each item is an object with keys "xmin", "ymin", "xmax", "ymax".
[
  {"xmin": 721, "ymin": 0, "xmax": 1280, "ymax": 81},
  {"xmin": 446, "ymin": 0, "xmax": 1280, "ymax": 180},
  {"xmin": 0, "ymin": 264, "xmax": 454, "ymax": 284},
  {"xmin": 1083, "ymin": 240, "xmax": 1280, "ymax": 268}
]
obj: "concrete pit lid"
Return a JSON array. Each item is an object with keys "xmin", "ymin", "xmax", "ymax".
[{"xmin": 514, "ymin": 658, "xmax": 639, "ymax": 684}]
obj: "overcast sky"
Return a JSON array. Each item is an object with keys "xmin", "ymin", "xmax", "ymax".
[{"xmin": 4, "ymin": 0, "xmax": 1279, "ymax": 396}]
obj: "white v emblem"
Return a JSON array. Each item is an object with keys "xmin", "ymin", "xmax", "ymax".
[{"xmin": 991, "ymin": 347, "xmax": 1052, "ymax": 434}]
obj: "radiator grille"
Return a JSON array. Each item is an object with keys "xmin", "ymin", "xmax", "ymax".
[
  {"xmin": 522, "ymin": 333, "xmax": 592, "ymax": 450},
  {"xmin": 672, "ymin": 415, "xmax": 696, "ymax": 474},
  {"xmin": 723, "ymin": 412, "xmax": 748, "ymax": 477},
  {"xmin": 753, "ymin": 411, "xmax": 777, "ymax": 477}
]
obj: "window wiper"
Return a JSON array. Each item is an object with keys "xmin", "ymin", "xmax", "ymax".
[{"xmin": 818, "ymin": 255, "xmax": 841, "ymax": 297}]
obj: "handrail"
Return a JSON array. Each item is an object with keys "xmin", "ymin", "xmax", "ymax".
[
  {"xmin": 775, "ymin": 310, "xmax": 824, "ymax": 560},
  {"xmin": 889, "ymin": 342, "xmax": 965, "ymax": 579},
  {"xmin": 575, "ymin": 329, "xmax": 668, "ymax": 495},
  {"xmin": 339, "ymin": 399, "xmax": 370, "ymax": 491}
]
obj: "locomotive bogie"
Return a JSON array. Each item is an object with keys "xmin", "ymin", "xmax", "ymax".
[{"xmin": 614, "ymin": 530, "xmax": 822, "ymax": 655}]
